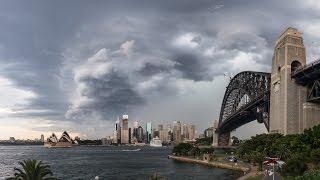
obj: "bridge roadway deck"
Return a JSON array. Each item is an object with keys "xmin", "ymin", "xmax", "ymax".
[{"xmin": 292, "ymin": 59, "xmax": 320, "ymax": 85}]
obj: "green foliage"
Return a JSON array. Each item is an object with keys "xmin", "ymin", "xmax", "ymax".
[
  {"xmin": 172, "ymin": 143, "xmax": 194, "ymax": 156},
  {"xmin": 237, "ymin": 124, "xmax": 320, "ymax": 162},
  {"xmin": 250, "ymin": 151, "xmax": 266, "ymax": 171},
  {"xmin": 310, "ymin": 149, "xmax": 320, "ymax": 166},
  {"xmin": 295, "ymin": 169, "xmax": 320, "ymax": 180},
  {"xmin": 200, "ymin": 147, "xmax": 215, "ymax": 154},
  {"xmin": 172, "ymin": 143, "xmax": 215, "ymax": 158},
  {"xmin": 235, "ymin": 124, "xmax": 320, "ymax": 177},
  {"xmin": 7, "ymin": 159, "xmax": 56, "ymax": 180},
  {"xmin": 281, "ymin": 156, "xmax": 308, "ymax": 177},
  {"xmin": 195, "ymin": 137, "xmax": 213, "ymax": 146},
  {"xmin": 231, "ymin": 136, "xmax": 241, "ymax": 146}
]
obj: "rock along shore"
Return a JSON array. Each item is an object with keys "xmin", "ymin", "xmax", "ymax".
[{"xmin": 168, "ymin": 155, "xmax": 250, "ymax": 172}]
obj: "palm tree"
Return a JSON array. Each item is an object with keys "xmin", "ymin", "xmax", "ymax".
[{"xmin": 7, "ymin": 159, "xmax": 56, "ymax": 180}]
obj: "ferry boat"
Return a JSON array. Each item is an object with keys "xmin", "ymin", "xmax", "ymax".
[
  {"xmin": 44, "ymin": 131, "xmax": 73, "ymax": 148},
  {"xmin": 150, "ymin": 137, "xmax": 162, "ymax": 147}
]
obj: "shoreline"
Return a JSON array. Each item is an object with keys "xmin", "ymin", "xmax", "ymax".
[{"xmin": 168, "ymin": 155, "xmax": 250, "ymax": 174}]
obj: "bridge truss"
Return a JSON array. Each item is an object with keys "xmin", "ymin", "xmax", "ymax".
[{"xmin": 217, "ymin": 71, "xmax": 270, "ymax": 145}]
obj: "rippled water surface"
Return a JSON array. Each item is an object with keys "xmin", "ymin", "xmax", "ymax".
[{"xmin": 0, "ymin": 146, "xmax": 241, "ymax": 180}]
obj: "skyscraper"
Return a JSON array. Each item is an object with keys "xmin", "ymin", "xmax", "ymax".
[
  {"xmin": 173, "ymin": 121, "xmax": 182, "ymax": 143},
  {"xmin": 132, "ymin": 121, "xmax": 139, "ymax": 142},
  {"xmin": 40, "ymin": 134, "xmax": 44, "ymax": 142},
  {"xmin": 121, "ymin": 115, "xmax": 129, "ymax": 144},
  {"xmin": 113, "ymin": 119, "xmax": 121, "ymax": 144},
  {"xmin": 188, "ymin": 124, "xmax": 196, "ymax": 140},
  {"xmin": 133, "ymin": 121, "xmax": 139, "ymax": 128},
  {"xmin": 158, "ymin": 124, "xmax": 166, "ymax": 142},
  {"xmin": 182, "ymin": 123, "xmax": 188, "ymax": 140},
  {"xmin": 146, "ymin": 122, "xmax": 152, "ymax": 143},
  {"xmin": 137, "ymin": 126, "xmax": 144, "ymax": 143}
]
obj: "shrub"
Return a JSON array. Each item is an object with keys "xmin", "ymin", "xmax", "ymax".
[{"xmin": 281, "ymin": 157, "xmax": 308, "ymax": 177}]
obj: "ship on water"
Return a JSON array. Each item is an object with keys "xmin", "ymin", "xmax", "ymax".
[
  {"xmin": 150, "ymin": 137, "xmax": 162, "ymax": 147},
  {"xmin": 44, "ymin": 131, "xmax": 73, "ymax": 148}
]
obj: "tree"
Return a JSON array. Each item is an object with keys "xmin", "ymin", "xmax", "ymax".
[
  {"xmin": 295, "ymin": 169, "xmax": 320, "ymax": 180},
  {"xmin": 172, "ymin": 143, "xmax": 194, "ymax": 156},
  {"xmin": 281, "ymin": 156, "xmax": 308, "ymax": 177},
  {"xmin": 310, "ymin": 148, "xmax": 320, "ymax": 166},
  {"xmin": 251, "ymin": 151, "xmax": 266, "ymax": 171},
  {"xmin": 7, "ymin": 159, "xmax": 56, "ymax": 180}
]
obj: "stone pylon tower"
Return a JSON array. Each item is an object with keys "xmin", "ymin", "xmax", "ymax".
[{"xmin": 269, "ymin": 27, "xmax": 307, "ymax": 134}]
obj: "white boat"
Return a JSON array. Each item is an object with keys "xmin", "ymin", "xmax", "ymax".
[{"xmin": 150, "ymin": 137, "xmax": 162, "ymax": 147}]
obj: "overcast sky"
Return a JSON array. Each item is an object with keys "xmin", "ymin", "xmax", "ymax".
[{"xmin": 0, "ymin": 0, "xmax": 319, "ymax": 140}]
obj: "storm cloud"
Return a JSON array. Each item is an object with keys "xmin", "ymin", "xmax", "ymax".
[{"xmin": 0, "ymin": 0, "xmax": 319, "ymax": 138}]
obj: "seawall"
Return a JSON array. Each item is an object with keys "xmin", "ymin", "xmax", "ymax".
[{"xmin": 168, "ymin": 155, "xmax": 250, "ymax": 172}]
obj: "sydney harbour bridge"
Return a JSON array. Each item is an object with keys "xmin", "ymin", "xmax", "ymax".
[{"xmin": 215, "ymin": 28, "xmax": 320, "ymax": 146}]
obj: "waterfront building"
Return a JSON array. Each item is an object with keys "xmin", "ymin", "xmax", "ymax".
[
  {"xmin": 187, "ymin": 124, "xmax": 196, "ymax": 140},
  {"xmin": 102, "ymin": 136, "xmax": 113, "ymax": 146},
  {"xmin": 45, "ymin": 131, "xmax": 73, "ymax": 148},
  {"xmin": 158, "ymin": 124, "xmax": 163, "ymax": 131},
  {"xmin": 167, "ymin": 125, "xmax": 173, "ymax": 142},
  {"xmin": 9, "ymin": 137, "xmax": 15, "ymax": 142},
  {"xmin": 129, "ymin": 128, "xmax": 131, "ymax": 144},
  {"xmin": 204, "ymin": 127, "xmax": 214, "ymax": 138},
  {"xmin": 173, "ymin": 121, "xmax": 182, "ymax": 144},
  {"xmin": 133, "ymin": 121, "xmax": 139, "ymax": 128},
  {"xmin": 132, "ymin": 121, "xmax": 140, "ymax": 141},
  {"xmin": 153, "ymin": 129, "xmax": 159, "ymax": 139},
  {"xmin": 146, "ymin": 122, "xmax": 152, "ymax": 143},
  {"xmin": 159, "ymin": 129, "xmax": 167, "ymax": 142},
  {"xmin": 40, "ymin": 134, "xmax": 44, "ymax": 142},
  {"xmin": 137, "ymin": 126, "xmax": 144, "ymax": 143},
  {"xmin": 121, "ymin": 115, "xmax": 129, "ymax": 144},
  {"xmin": 113, "ymin": 119, "xmax": 121, "ymax": 144},
  {"xmin": 182, "ymin": 123, "xmax": 188, "ymax": 140}
]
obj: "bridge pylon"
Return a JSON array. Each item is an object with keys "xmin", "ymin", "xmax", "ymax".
[{"xmin": 269, "ymin": 27, "xmax": 320, "ymax": 134}]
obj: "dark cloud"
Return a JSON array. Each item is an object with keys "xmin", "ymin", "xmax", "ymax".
[
  {"xmin": 0, "ymin": 0, "xmax": 319, "ymax": 138},
  {"xmin": 66, "ymin": 70, "xmax": 144, "ymax": 120},
  {"xmin": 174, "ymin": 54, "xmax": 213, "ymax": 81}
]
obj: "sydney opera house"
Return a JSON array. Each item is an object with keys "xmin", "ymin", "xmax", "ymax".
[{"xmin": 44, "ymin": 131, "xmax": 73, "ymax": 147}]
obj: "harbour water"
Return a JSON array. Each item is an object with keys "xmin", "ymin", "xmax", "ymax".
[{"xmin": 0, "ymin": 146, "xmax": 241, "ymax": 179}]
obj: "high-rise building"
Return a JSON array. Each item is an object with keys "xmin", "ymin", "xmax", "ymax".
[
  {"xmin": 204, "ymin": 127, "xmax": 214, "ymax": 138},
  {"xmin": 167, "ymin": 125, "xmax": 173, "ymax": 141},
  {"xmin": 188, "ymin": 124, "xmax": 196, "ymax": 140},
  {"xmin": 173, "ymin": 121, "xmax": 182, "ymax": 143},
  {"xmin": 133, "ymin": 121, "xmax": 139, "ymax": 128},
  {"xmin": 129, "ymin": 128, "xmax": 131, "ymax": 144},
  {"xmin": 146, "ymin": 122, "xmax": 152, "ymax": 143},
  {"xmin": 137, "ymin": 126, "xmax": 144, "ymax": 143},
  {"xmin": 158, "ymin": 124, "xmax": 163, "ymax": 131},
  {"xmin": 157, "ymin": 124, "xmax": 166, "ymax": 142},
  {"xmin": 182, "ymin": 123, "xmax": 188, "ymax": 140},
  {"xmin": 132, "ymin": 121, "xmax": 139, "ymax": 142},
  {"xmin": 40, "ymin": 134, "xmax": 44, "ymax": 142},
  {"xmin": 153, "ymin": 129, "xmax": 159, "ymax": 138},
  {"xmin": 121, "ymin": 115, "xmax": 129, "ymax": 144},
  {"xmin": 113, "ymin": 119, "xmax": 121, "ymax": 144}
]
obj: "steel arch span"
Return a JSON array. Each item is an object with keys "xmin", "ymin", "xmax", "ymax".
[{"xmin": 216, "ymin": 71, "xmax": 271, "ymax": 146}]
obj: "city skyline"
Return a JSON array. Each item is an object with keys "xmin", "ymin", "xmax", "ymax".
[{"xmin": 1, "ymin": 0, "xmax": 320, "ymax": 139}]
